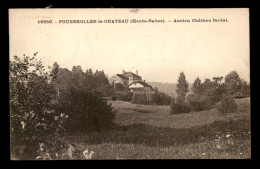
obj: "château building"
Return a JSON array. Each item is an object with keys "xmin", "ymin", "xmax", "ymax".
[{"xmin": 114, "ymin": 70, "xmax": 156, "ymax": 101}]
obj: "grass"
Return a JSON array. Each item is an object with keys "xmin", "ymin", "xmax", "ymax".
[{"xmin": 65, "ymin": 98, "xmax": 250, "ymax": 159}]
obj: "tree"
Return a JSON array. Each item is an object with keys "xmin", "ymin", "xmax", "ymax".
[
  {"xmin": 72, "ymin": 65, "xmax": 85, "ymax": 87},
  {"xmin": 189, "ymin": 77, "xmax": 224, "ymax": 111},
  {"xmin": 213, "ymin": 76, "xmax": 223, "ymax": 85},
  {"xmin": 192, "ymin": 77, "xmax": 202, "ymax": 95},
  {"xmin": 72, "ymin": 65, "xmax": 83, "ymax": 75},
  {"xmin": 212, "ymin": 76, "xmax": 225, "ymax": 101},
  {"xmin": 92, "ymin": 70, "xmax": 114, "ymax": 97},
  {"xmin": 50, "ymin": 62, "xmax": 60, "ymax": 83},
  {"xmin": 224, "ymin": 71, "xmax": 242, "ymax": 95},
  {"xmin": 85, "ymin": 68, "xmax": 94, "ymax": 89},
  {"xmin": 56, "ymin": 68, "xmax": 73, "ymax": 86},
  {"xmin": 10, "ymin": 54, "xmax": 68, "ymax": 160},
  {"xmin": 171, "ymin": 72, "xmax": 190, "ymax": 114},
  {"xmin": 93, "ymin": 70, "xmax": 109, "ymax": 86},
  {"xmin": 240, "ymin": 80, "xmax": 250, "ymax": 96},
  {"xmin": 88, "ymin": 68, "xmax": 93, "ymax": 76},
  {"xmin": 176, "ymin": 72, "xmax": 189, "ymax": 102},
  {"xmin": 201, "ymin": 79, "xmax": 213, "ymax": 93}
]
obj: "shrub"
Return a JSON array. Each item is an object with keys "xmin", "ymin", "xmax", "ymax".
[
  {"xmin": 114, "ymin": 91, "xmax": 133, "ymax": 102},
  {"xmin": 188, "ymin": 98, "xmax": 215, "ymax": 111},
  {"xmin": 171, "ymin": 102, "xmax": 191, "ymax": 114},
  {"xmin": 188, "ymin": 101, "xmax": 205, "ymax": 111},
  {"xmin": 186, "ymin": 93, "xmax": 217, "ymax": 112},
  {"xmin": 10, "ymin": 54, "xmax": 69, "ymax": 160},
  {"xmin": 171, "ymin": 97, "xmax": 191, "ymax": 114},
  {"xmin": 132, "ymin": 94, "xmax": 151, "ymax": 105},
  {"xmin": 56, "ymin": 87, "xmax": 115, "ymax": 132},
  {"xmin": 151, "ymin": 92, "xmax": 172, "ymax": 105},
  {"xmin": 218, "ymin": 95, "xmax": 237, "ymax": 114}
]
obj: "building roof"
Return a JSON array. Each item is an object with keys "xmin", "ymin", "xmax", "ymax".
[
  {"xmin": 123, "ymin": 72, "xmax": 141, "ymax": 78},
  {"xmin": 116, "ymin": 74, "xmax": 129, "ymax": 80},
  {"xmin": 128, "ymin": 81, "xmax": 152, "ymax": 88},
  {"xmin": 116, "ymin": 71, "xmax": 141, "ymax": 80}
]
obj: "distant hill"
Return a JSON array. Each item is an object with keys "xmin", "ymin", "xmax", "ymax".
[
  {"xmin": 147, "ymin": 82, "xmax": 177, "ymax": 98},
  {"xmin": 147, "ymin": 82, "xmax": 193, "ymax": 98}
]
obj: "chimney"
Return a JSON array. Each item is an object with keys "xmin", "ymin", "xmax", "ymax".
[
  {"xmin": 136, "ymin": 70, "xmax": 138, "ymax": 75},
  {"xmin": 122, "ymin": 69, "xmax": 125, "ymax": 74},
  {"xmin": 144, "ymin": 80, "xmax": 145, "ymax": 83}
]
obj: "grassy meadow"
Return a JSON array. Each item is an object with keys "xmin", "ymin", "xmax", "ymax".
[{"xmin": 66, "ymin": 97, "xmax": 250, "ymax": 159}]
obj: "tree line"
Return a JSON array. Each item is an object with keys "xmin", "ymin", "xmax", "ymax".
[
  {"xmin": 171, "ymin": 71, "xmax": 250, "ymax": 114},
  {"xmin": 51, "ymin": 62, "xmax": 114, "ymax": 97}
]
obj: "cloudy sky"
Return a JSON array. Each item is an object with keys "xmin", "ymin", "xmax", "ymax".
[{"xmin": 9, "ymin": 9, "xmax": 249, "ymax": 83}]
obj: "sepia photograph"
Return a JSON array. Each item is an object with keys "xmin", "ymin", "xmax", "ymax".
[{"xmin": 9, "ymin": 8, "xmax": 250, "ymax": 160}]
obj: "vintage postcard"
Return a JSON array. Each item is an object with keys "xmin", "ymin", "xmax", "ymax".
[{"xmin": 9, "ymin": 8, "xmax": 250, "ymax": 160}]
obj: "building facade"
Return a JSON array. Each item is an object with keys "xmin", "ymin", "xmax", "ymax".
[{"xmin": 114, "ymin": 70, "xmax": 155, "ymax": 101}]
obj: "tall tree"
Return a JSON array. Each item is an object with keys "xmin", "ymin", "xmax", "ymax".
[
  {"xmin": 192, "ymin": 77, "xmax": 202, "ymax": 95},
  {"xmin": 176, "ymin": 72, "xmax": 189, "ymax": 102},
  {"xmin": 71, "ymin": 65, "xmax": 85, "ymax": 87}
]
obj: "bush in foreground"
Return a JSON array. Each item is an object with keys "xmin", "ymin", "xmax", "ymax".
[
  {"xmin": 10, "ymin": 54, "xmax": 69, "ymax": 160},
  {"xmin": 56, "ymin": 87, "xmax": 115, "ymax": 132}
]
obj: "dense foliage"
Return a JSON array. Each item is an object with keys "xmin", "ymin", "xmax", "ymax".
[
  {"xmin": 171, "ymin": 71, "xmax": 250, "ymax": 114},
  {"xmin": 132, "ymin": 94, "xmax": 148, "ymax": 104},
  {"xmin": 10, "ymin": 54, "xmax": 115, "ymax": 160},
  {"xmin": 151, "ymin": 90, "xmax": 172, "ymax": 105},
  {"xmin": 55, "ymin": 87, "xmax": 115, "ymax": 132},
  {"xmin": 54, "ymin": 66, "xmax": 114, "ymax": 97},
  {"xmin": 170, "ymin": 97, "xmax": 191, "ymax": 114},
  {"xmin": 186, "ymin": 77, "xmax": 226, "ymax": 111},
  {"xmin": 10, "ymin": 54, "xmax": 68, "ymax": 159},
  {"xmin": 113, "ymin": 91, "xmax": 133, "ymax": 101}
]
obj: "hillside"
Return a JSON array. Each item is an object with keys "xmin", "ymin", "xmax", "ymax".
[{"xmin": 66, "ymin": 98, "xmax": 250, "ymax": 159}]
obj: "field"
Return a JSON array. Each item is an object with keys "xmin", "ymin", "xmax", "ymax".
[{"xmin": 66, "ymin": 98, "xmax": 250, "ymax": 159}]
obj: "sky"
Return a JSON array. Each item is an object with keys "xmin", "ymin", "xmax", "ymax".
[{"xmin": 9, "ymin": 9, "xmax": 250, "ymax": 83}]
